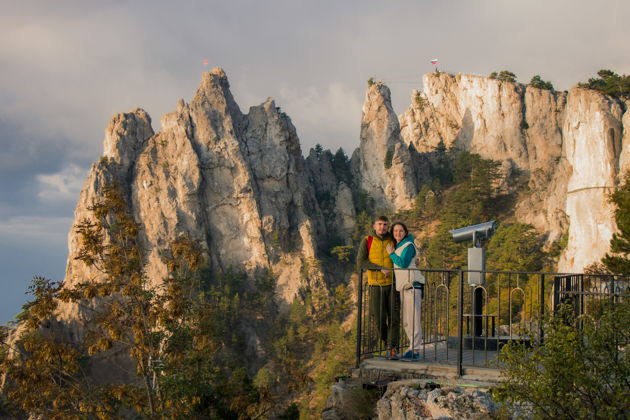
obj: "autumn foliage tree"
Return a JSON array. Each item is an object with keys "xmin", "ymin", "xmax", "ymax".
[{"xmin": 1, "ymin": 184, "xmax": 275, "ymax": 418}]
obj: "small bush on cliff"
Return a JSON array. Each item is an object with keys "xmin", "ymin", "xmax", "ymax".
[
  {"xmin": 384, "ymin": 148, "xmax": 394, "ymax": 169},
  {"xmin": 579, "ymin": 69, "xmax": 630, "ymax": 100},
  {"xmin": 414, "ymin": 92, "xmax": 428, "ymax": 108},
  {"xmin": 494, "ymin": 302, "xmax": 630, "ymax": 419},
  {"xmin": 332, "ymin": 147, "xmax": 352, "ymax": 185},
  {"xmin": 603, "ymin": 173, "xmax": 630, "ymax": 273},
  {"xmin": 529, "ymin": 75, "xmax": 554, "ymax": 90},
  {"xmin": 490, "ymin": 70, "xmax": 517, "ymax": 83}
]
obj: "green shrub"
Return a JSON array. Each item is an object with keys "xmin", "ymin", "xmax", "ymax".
[
  {"xmin": 330, "ymin": 245, "xmax": 354, "ymax": 262},
  {"xmin": 490, "ymin": 70, "xmax": 517, "ymax": 83},
  {"xmin": 578, "ymin": 69, "xmax": 630, "ymax": 99},
  {"xmin": 486, "ymin": 223, "xmax": 546, "ymax": 271},
  {"xmin": 494, "ymin": 302, "xmax": 630, "ymax": 419},
  {"xmin": 384, "ymin": 148, "xmax": 394, "ymax": 169},
  {"xmin": 529, "ymin": 75, "xmax": 554, "ymax": 90},
  {"xmin": 603, "ymin": 172, "xmax": 630, "ymax": 273},
  {"xmin": 414, "ymin": 92, "xmax": 428, "ymax": 108}
]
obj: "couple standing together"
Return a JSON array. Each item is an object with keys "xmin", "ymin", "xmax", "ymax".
[{"xmin": 356, "ymin": 215, "xmax": 425, "ymax": 360}]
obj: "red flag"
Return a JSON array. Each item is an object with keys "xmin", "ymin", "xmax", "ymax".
[
  {"xmin": 203, "ymin": 59, "xmax": 209, "ymax": 66},
  {"xmin": 431, "ymin": 59, "xmax": 438, "ymax": 65}
]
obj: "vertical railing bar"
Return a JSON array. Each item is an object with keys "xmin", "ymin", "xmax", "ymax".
[
  {"xmin": 447, "ymin": 272, "xmax": 452, "ymax": 363},
  {"xmin": 529, "ymin": 276, "xmax": 533, "ymax": 333},
  {"xmin": 539, "ymin": 273, "xmax": 545, "ymax": 346},
  {"xmin": 380, "ymin": 285, "xmax": 384, "ymax": 356},
  {"xmin": 356, "ymin": 269, "xmax": 363, "ymax": 368},
  {"xmin": 482, "ymin": 286, "xmax": 490, "ymax": 366},
  {"xmin": 367, "ymin": 282, "xmax": 372, "ymax": 355},
  {"xmin": 498, "ymin": 273, "xmax": 501, "ymax": 346},
  {"xmin": 468, "ymin": 284, "xmax": 479, "ymax": 366},
  {"xmin": 457, "ymin": 270, "xmax": 464, "ymax": 376},
  {"xmin": 508, "ymin": 273, "xmax": 513, "ymax": 339}
]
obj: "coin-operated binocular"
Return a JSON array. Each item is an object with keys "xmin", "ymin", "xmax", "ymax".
[{"xmin": 450, "ymin": 221, "xmax": 496, "ymax": 285}]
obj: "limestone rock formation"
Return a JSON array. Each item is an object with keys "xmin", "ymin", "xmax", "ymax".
[
  {"xmin": 394, "ymin": 72, "xmax": 629, "ymax": 272},
  {"xmin": 558, "ymin": 87, "xmax": 625, "ymax": 271},
  {"xmin": 60, "ymin": 69, "xmax": 630, "ymax": 317},
  {"xmin": 53, "ymin": 69, "xmax": 630, "ymax": 328},
  {"xmin": 64, "ymin": 68, "xmax": 327, "ymax": 314},
  {"xmin": 353, "ymin": 82, "xmax": 417, "ymax": 211},
  {"xmin": 305, "ymin": 148, "xmax": 356, "ymax": 245},
  {"xmin": 375, "ymin": 382, "xmax": 500, "ymax": 420}
]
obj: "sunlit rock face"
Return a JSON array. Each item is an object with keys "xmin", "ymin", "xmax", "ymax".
[
  {"xmin": 353, "ymin": 82, "xmax": 418, "ymax": 211},
  {"xmin": 558, "ymin": 87, "xmax": 625, "ymax": 272},
  {"xmin": 62, "ymin": 69, "xmax": 630, "ymax": 318},
  {"xmin": 63, "ymin": 68, "xmax": 327, "ymax": 316},
  {"xmin": 395, "ymin": 73, "xmax": 629, "ymax": 272}
]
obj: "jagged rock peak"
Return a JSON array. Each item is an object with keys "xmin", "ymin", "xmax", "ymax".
[
  {"xmin": 190, "ymin": 67, "xmax": 244, "ymax": 135},
  {"xmin": 363, "ymin": 81, "xmax": 393, "ymax": 110},
  {"xmin": 200, "ymin": 66, "xmax": 230, "ymax": 89},
  {"xmin": 355, "ymin": 80, "xmax": 417, "ymax": 210},
  {"xmin": 102, "ymin": 108, "xmax": 154, "ymax": 170}
]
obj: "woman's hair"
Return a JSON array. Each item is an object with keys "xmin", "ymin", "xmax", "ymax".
[{"xmin": 390, "ymin": 222, "xmax": 409, "ymax": 244}]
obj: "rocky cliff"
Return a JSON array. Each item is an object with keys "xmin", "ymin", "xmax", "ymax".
[
  {"xmin": 63, "ymin": 68, "xmax": 329, "ymax": 319},
  {"xmin": 62, "ymin": 69, "xmax": 630, "ymax": 315},
  {"xmin": 392, "ymin": 72, "xmax": 629, "ymax": 272},
  {"xmin": 352, "ymin": 82, "xmax": 418, "ymax": 211}
]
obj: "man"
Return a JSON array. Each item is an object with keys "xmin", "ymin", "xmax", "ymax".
[{"xmin": 356, "ymin": 215, "xmax": 400, "ymax": 358}]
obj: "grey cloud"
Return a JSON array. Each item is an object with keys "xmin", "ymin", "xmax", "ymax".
[{"xmin": 1, "ymin": 0, "xmax": 630, "ymax": 322}]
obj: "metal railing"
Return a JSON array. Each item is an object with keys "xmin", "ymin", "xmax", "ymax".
[{"xmin": 356, "ymin": 268, "xmax": 630, "ymax": 375}]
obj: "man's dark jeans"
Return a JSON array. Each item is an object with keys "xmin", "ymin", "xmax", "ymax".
[{"xmin": 368, "ymin": 284, "xmax": 400, "ymax": 349}]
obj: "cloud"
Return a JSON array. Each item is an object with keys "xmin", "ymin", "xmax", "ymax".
[
  {"xmin": 1, "ymin": 0, "xmax": 630, "ymax": 323},
  {"xmin": 277, "ymin": 82, "xmax": 363, "ymax": 152},
  {"xmin": 0, "ymin": 215, "xmax": 72, "ymax": 246},
  {"xmin": 36, "ymin": 164, "xmax": 88, "ymax": 203}
]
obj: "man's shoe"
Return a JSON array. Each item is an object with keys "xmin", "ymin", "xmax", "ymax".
[{"xmin": 386, "ymin": 347, "xmax": 399, "ymax": 360}]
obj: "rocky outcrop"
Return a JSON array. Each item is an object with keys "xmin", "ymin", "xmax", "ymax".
[
  {"xmin": 375, "ymin": 382, "xmax": 500, "ymax": 420},
  {"xmin": 394, "ymin": 72, "xmax": 629, "ymax": 272},
  {"xmin": 558, "ymin": 88, "xmax": 625, "ymax": 271},
  {"xmin": 304, "ymin": 148, "xmax": 356, "ymax": 245},
  {"xmin": 64, "ymin": 68, "xmax": 327, "ymax": 314},
  {"xmin": 321, "ymin": 380, "xmax": 504, "ymax": 420},
  {"xmin": 60, "ymin": 69, "xmax": 630, "ymax": 314},
  {"xmin": 353, "ymin": 83, "xmax": 418, "ymax": 211},
  {"xmin": 59, "ymin": 109, "xmax": 154, "ymax": 323},
  {"xmin": 45, "ymin": 68, "xmax": 630, "ymax": 338}
]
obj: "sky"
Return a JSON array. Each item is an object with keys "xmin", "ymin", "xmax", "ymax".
[{"xmin": 1, "ymin": 0, "xmax": 629, "ymax": 324}]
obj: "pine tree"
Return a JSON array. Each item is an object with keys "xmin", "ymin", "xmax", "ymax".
[
  {"xmin": 602, "ymin": 176, "xmax": 630, "ymax": 273},
  {"xmin": 529, "ymin": 75, "xmax": 554, "ymax": 91}
]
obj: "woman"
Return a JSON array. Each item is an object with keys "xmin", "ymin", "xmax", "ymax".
[{"xmin": 386, "ymin": 222, "xmax": 424, "ymax": 360}]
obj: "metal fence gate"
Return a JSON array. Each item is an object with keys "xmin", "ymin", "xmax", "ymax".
[{"xmin": 356, "ymin": 269, "xmax": 630, "ymax": 375}]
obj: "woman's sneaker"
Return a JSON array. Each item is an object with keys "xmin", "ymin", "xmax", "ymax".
[{"xmin": 402, "ymin": 350, "xmax": 420, "ymax": 360}]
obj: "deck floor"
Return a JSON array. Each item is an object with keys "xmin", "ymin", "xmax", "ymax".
[{"xmin": 367, "ymin": 340, "xmax": 500, "ymax": 368}]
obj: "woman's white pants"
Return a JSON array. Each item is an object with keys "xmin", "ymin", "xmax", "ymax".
[{"xmin": 402, "ymin": 287, "xmax": 423, "ymax": 352}]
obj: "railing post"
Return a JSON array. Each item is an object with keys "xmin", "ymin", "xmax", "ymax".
[
  {"xmin": 356, "ymin": 269, "xmax": 364, "ymax": 369},
  {"xmin": 539, "ymin": 273, "xmax": 545, "ymax": 346},
  {"xmin": 552, "ymin": 276, "xmax": 560, "ymax": 312},
  {"xmin": 457, "ymin": 270, "xmax": 464, "ymax": 377}
]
